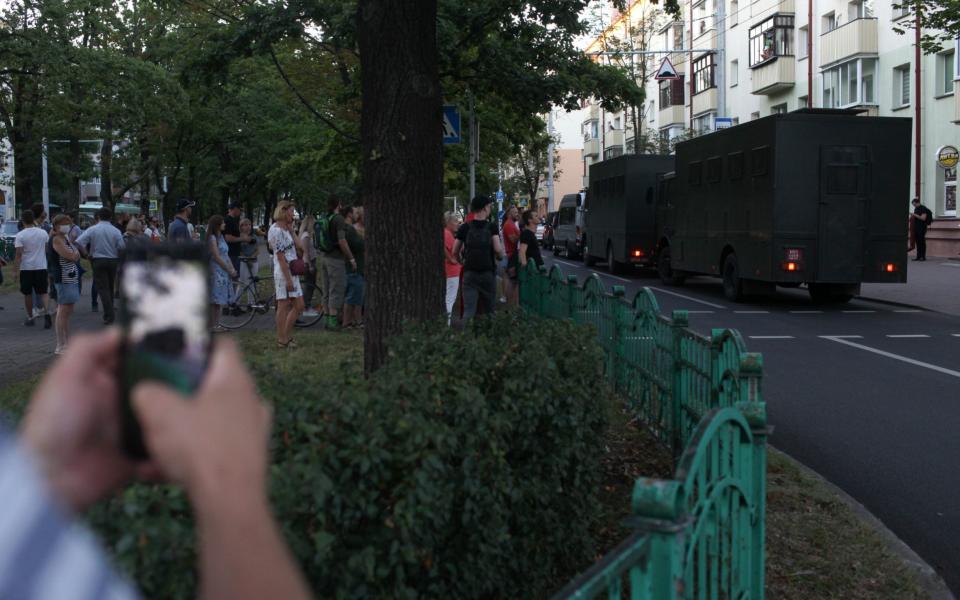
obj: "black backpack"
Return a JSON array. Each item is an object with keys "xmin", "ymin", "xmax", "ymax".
[{"xmin": 463, "ymin": 220, "xmax": 494, "ymax": 272}]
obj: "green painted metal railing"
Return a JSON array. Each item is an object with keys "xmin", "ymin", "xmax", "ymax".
[
  {"xmin": 0, "ymin": 238, "xmax": 13, "ymax": 261},
  {"xmin": 519, "ymin": 263, "xmax": 768, "ymax": 600}
]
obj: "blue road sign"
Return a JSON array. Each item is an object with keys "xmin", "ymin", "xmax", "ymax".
[
  {"xmin": 442, "ymin": 105, "xmax": 461, "ymax": 144},
  {"xmin": 496, "ymin": 190, "xmax": 505, "ymax": 201}
]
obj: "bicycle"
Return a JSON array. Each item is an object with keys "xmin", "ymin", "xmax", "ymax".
[{"xmin": 218, "ymin": 257, "xmax": 325, "ymax": 329}]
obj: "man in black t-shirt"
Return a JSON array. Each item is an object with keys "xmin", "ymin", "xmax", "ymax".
[
  {"xmin": 453, "ymin": 196, "xmax": 505, "ymax": 321},
  {"xmin": 223, "ymin": 201, "xmax": 249, "ymax": 273},
  {"xmin": 910, "ymin": 198, "xmax": 934, "ymax": 261},
  {"xmin": 518, "ymin": 209, "xmax": 544, "ymax": 270}
]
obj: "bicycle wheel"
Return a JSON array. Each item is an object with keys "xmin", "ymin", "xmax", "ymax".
[
  {"xmin": 295, "ymin": 307, "xmax": 325, "ymax": 328},
  {"xmin": 218, "ymin": 279, "xmax": 259, "ymax": 329}
]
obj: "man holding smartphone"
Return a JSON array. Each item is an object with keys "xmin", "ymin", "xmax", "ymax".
[{"xmin": 0, "ymin": 332, "xmax": 312, "ymax": 600}]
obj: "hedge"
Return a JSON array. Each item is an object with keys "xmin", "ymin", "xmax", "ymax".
[{"xmin": 82, "ymin": 312, "xmax": 610, "ymax": 598}]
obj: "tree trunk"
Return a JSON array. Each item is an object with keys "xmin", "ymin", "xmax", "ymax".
[
  {"xmin": 11, "ymin": 134, "xmax": 37, "ymax": 211},
  {"xmin": 358, "ymin": 0, "xmax": 444, "ymax": 373},
  {"xmin": 99, "ymin": 136, "xmax": 114, "ymax": 209},
  {"xmin": 68, "ymin": 137, "xmax": 82, "ymax": 211}
]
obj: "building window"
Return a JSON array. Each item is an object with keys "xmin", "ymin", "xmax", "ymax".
[
  {"xmin": 771, "ymin": 103, "xmax": 788, "ymax": 114},
  {"xmin": 648, "ymin": 100, "xmax": 656, "ymax": 122},
  {"xmin": 798, "ymin": 95, "xmax": 809, "ymax": 108},
  {"xmin": 694, "ymin": 0, "xmax": 714, "ymax": 37},
  {"xmin": 798, "ymin": 26, "xmax": 808, "ymax": 59},
  {"xmin": 938, "ymin": 51, "xmax": 955, "ymax": 95},
  {"xmin": 822, "ymin": 11, "xmax": 837, "ymax": 33},
  {"xmin": 892, "ymin": 2, "xmax": 909, "ymax": 19},
  {"xmin": 730, "ymin": 59, "xmax": 739, "ymax": 86},
  {"xmin": 584, "ymin": 120, "xmax": 599, "ymax": 140},
  {"xmin": 848, "ymin": 0, "xmax": 873, "ymax": 19},
  {"xmin": 693, "ymin": 53, "xmax": 716, "ymax": 94},
  {"xmin": 728, "ymin": 152, "xmax": 744, "ymax": 180},
  {"xmin": 605, "ymin": 147, "xmax": 624, "ymax": 160},
  {"xmin": 730, "ymin": 0, "xmax": 739, "ymax": 26},
  {"xmin": 822, "ymin": 58, "xmax": 878, "ymax": 108},
  {"xmin": 707, "ymin": 157, "xmax": 722, "ymax": 183},
  {"xmin": 692, "ymin": 112, "xmax": 715, "ymax": 134},
  {"xmin": 751, "ymin": 111, "xmax": 760, "ymax": 120},
  {"xmin": 893, "ymin": 64, "xmax": 911, "ymax": 107},
  {"xmin": 751, "ymin": 146, "xmax": 771, "ymax": 177},
  {"xmin": 749, "ymin": 15, "xmax": 795, "ymax": 67},
  {"xmin": 659, "ymin": 76, "xmax": 686, "ymax": 107}
]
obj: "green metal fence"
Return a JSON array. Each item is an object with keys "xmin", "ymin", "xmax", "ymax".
[
  {"xmin": 0, "ymin": 238, "xmax": 13, "ymax": 262},
  {"xmin": 519, "ymin": 262, "xmax": 768, "ymax": 600}
]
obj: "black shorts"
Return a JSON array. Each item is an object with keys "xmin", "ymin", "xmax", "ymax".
[{"xmin": 19, "ymin": 269, "xmax": 49, "ymax": 296}]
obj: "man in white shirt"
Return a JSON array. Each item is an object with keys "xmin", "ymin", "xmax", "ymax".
[{"xmin": 13, "ymin": 209, "xmax": 51, "ymax": 328}]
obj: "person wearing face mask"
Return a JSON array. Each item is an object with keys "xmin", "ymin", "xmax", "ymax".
[
  {"xmin": 48, "ymin": 214, "xmax": 81, "ymax": 354},
  {"xmin": 207, "ymin": 215, "xmax": 238, "ymax": 332}
]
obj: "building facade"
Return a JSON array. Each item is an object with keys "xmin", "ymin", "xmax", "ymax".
[
  {"xmin": 582, "ymin": 0, "xmax": 960, "ymax": 255},
  {"xmin": 0, "ymin": 139, "xmax": 13, "ymax": 221}
]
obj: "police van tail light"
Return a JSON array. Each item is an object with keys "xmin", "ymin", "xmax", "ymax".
[
  {"xmin": 885, "ymin": 262, "xmax": 897, "ymax": 273},
  {"xmin": 632, "ymin": 249, "xmax": 644, "ymax": 258},
  {"xmin": 782, "ymin": 248, "xmax": 804, "ymax": 272}
]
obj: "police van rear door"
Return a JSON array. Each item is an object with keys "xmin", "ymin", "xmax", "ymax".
[{"xmin": 818, "ymin": 145, "xmax": 868, "ymax": 282}]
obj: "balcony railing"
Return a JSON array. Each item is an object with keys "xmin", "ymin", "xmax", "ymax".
[
  {"xmin": 752, "ymin": 56, "xmax": 796, "ymax": 95},
  {"xmin": 605, "ymin": 129, "xmax": 625, "ymax": 150},
  {"xmin": 583, "ymin": 138, "xmax": 600, "ymax": 159},
  {"xmin": 820, "ymin": 18, "xmax": 878, "ymax": 67},
  {"xmin": 659, "ymin": 104, "xmax": 686, "ymax": 127},
  {"xmin": 692, "ymin": 87, "xmax": 718, "ymax": 116}
]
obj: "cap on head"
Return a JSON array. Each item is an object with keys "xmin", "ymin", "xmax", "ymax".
[
  {"xmin": 176, "ymin": 198, "xmax": 196, "ymax": 212},
  {"xmin": 228, "ymin": 200, "xmax": 241, "ymax": 210},
  {"xmin": 470, "ymin": 195, "xmax": 492, "ymax": 213}
]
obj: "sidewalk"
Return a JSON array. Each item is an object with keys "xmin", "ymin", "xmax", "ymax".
[
  {"xmin": 859, "ymin": 258, "xmax": 960, "ymax": 316},
  {"xmin": 0, "ymin": 277, "xmax": 107, "ymax": 380}
]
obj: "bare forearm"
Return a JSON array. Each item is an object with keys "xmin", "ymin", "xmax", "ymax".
[
  {"xmin": 195, "ymin": 494, "xmax": 311, "ymax": 600},
  {"xmin": 337, "ymin": 238, "xmax": 353, "ymax": 261}
]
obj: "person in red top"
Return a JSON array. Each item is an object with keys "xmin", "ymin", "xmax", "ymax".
[
  {"xmin": 444, "ymin": 211, "xmax": 463, "ymax": 324},
  {"xmin": 500, "ymin": 205, "xmax": 520, "ymax": 306}
]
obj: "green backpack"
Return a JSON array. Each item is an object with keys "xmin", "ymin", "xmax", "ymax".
[{"xmin": 314, "ymin": 212, "xmax": 335, "ymax": 252}]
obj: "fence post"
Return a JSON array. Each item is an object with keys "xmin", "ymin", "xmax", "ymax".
[
  {"xmin": 709, "ymin": 328, "xmax": 724, "ymax": 409},
  {"xmin": 610, "ymin": 286, "xmax": 626, "ymax": 391},
  {"xmin": 537, "ymin": 264, "xmax": 547, "ymax": 316},
  {"xmin": 566, "ymin": 274, "xmax": 578, "ymax": 321},
  {"xmin": 670, "ymin": 309, "xmax": 689, "ymax": 458},
  {"xmin": 734, "ymin": 352, "xmax": 766, "ymax": 599}
]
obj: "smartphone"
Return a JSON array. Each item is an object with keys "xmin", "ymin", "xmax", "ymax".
[{"xmin": 119, "ymin": 240, "xmax": 211, "ymax": 458}]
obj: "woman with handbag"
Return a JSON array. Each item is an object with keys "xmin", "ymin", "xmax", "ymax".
[
  {"xmin": 268, "ymin": 201, "xmax": 305, "ymax": 348},
  {"xmin": 49, "ymin": 214, "xmax": 81, "ymax": 354},
  {"xmin": 207, "ymin": 215, "xmax": 238, "ymax": 332}
]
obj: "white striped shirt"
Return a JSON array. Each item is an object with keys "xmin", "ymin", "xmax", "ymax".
[{"xmin": 0, "ymin": 430, "xmax": 138, "ymax": 600}]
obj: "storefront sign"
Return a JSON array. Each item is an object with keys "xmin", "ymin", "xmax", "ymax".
[{"xmin": 936, "ymin": 145, "xmax": 959, "ymax": 169}]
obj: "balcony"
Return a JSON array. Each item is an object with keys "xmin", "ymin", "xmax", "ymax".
[
  {"xmin": 659, "ymin": 104, "xmax": 686, "ymax": 126},
  {"xmin": 585, "ymin": 103, "xmax": 600, "ymax": 122},
  {"xmin": 820, "ymin": 18, "xmax": 878, "ymax": 68},
  {"xmin": 692, "ymin": 87, "xmax": 718, "ymax": 116},
  {"xmin": 605, "ymin": 128, "xmax": 625, "ymax": 150},
  {"xmin": 954, "ymin": 92, "xmax": 960, "ymax": 124},
  {"xmin": 752, "ymin": 56, "xmax": 796, "ymax": 95},
  {"xmin": 774, "ymin": 0, "xmax": 794, "ymax": 13},
  {"xmin": 583, "ymin": 138, "xmax": 600, "ymax": 159}
]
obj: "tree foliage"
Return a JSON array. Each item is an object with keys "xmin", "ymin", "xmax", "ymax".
[{"xmin": 892, "ymin": 1, "xmax": 960, "ymax": 53}]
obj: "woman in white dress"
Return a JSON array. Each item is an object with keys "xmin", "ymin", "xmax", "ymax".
[{"xmin": 268, "ymin": 201, "xmax": 304, "ymax": 348}]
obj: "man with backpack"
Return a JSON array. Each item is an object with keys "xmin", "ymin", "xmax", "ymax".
[
  {"xmin": 315, "ymin": 196, "xmax": 357, "ymax": 330},
  {"xmin": 453, "ymin": 196, "xmax": 505, "ymax": 321},
  {"xmin": 910, "ymin": 197, "xmax": 934, "ymax": 261}
]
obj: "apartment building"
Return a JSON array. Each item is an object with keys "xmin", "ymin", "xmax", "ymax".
[{"xmin": 582, "ymin": 0, "xmax": 960, "ymax": 254}]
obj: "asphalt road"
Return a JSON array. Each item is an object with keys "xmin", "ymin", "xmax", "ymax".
[{"xmin": 542, "ymin": 254, "xmax": 960, "ymax": 593}]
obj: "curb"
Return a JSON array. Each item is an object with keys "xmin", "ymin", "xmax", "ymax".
[
  {"xmin": 770, "ymin": 446, "xmax": 955, "ymax": 600},
  {"xmin": 855, "ymin": 295, "xmax": 930, "ymax": 312}
]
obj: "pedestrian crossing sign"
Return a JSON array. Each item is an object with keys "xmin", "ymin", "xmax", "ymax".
[{"xmin": 442, "ymin": 105, "xmax": 461, "ymax": 144}]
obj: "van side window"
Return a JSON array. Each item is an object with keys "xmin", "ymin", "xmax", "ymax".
[
  {"xmin": 707, "ymin": 157, "xmax": 722, "ymax": 183},
  {"xmin": 689, "ymin": 161, "xmax": 703, "ymax": 186},
  {"xmin": 751, "ymin": 146, "xmax": 770, "ymax": 177},
  {"xmin": 728, "ymin": 152, "xmax": 744, "ymax": 180}
]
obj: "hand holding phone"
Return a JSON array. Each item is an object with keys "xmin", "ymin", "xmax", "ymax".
[{"xmin": 119, "ymin": 240, "xmax": 211, "ymax": 459}]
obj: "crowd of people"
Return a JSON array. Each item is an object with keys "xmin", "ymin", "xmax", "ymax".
[
  {"xmin": 2, "ymin": 194, "xmax": 368, "ymax": 354},
  {"xmin": 445, "ymin": 195, "xmax": 544, "ymax": 324}
]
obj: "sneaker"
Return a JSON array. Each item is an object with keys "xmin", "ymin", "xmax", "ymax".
[
  {"xmin": 33, "ymin": 307, "xmax": 43, "ymax": 318},
  {"xmin": 302, "ymin": 309, "xmax": 319, "ymax": 318},
  {"xmin": 325, "ymin": 315, "xmax": 339, "ymax": 330},
  {"xmin": 54, "ymin": 345, "xmax": 66, "ymax": 356},
  {"xmin": 24, "ymin": 317, "xmax": 35, "ymax": 327},
  {"xmin": 44, "ymin": 314, "xmax": 52, "ymax": 329}
]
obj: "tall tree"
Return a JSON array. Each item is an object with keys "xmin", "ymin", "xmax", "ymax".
[{"xmin": 358, "ymin": 0, "xmax": 444, "ymax": 371}]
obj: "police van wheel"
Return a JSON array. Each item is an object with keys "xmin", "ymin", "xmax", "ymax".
[
  {"xmin": 583, "ymin": 245, "xmax": 597, "ymax": 267},
  {"xmin": 722, "ymin": 254, "xmax": 744, "ymax": 302},
  {"xmin": 658, "ymin": 247, "xmax": 685, "ymax": 286}
]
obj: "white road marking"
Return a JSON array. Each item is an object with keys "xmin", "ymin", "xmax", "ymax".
[
  {"xmin": 843, "ymin": 310, "xmax": 877, "ymax": 314},
  {"xmin": 553, "ymin": 259, "xmax": 583, "ymax": 270},
  {"xmin": 893, "ymin": 309, "xmax": 924, "ymax": 313},
  {"xmin": 821, "ymin": 336, "xmax": 960, "ymax": 379},
  {"xmin": 943, "ymin": 263, "xmax": 960, "ymax": 268},
  {"xmin": 648, "ymin": 287, "xmax": 727, "ymax": 309},
  {"xmin": 822, "ymin": 335, "xmax": 863, "ymax": 339},
  {"xmin": 551, "ymin": 259, "xmax": 632, "ymax": 283},
  {"xmin": 686, "ymin": 310, "xmax": 716, "ymax": 314},
  {"xmin": 749, "ymin": 335, "xmax": 795, "ymax": 339},
  {"xmin": 600, "ymin": 273, "xmax": 632, "ymax": 283},
  {"xmin": 886, "ymin": 334, "xmax": 930, "ymax": 338},
  {"xmin": 790, "ymin": 310, "xmax": 823, "ymax": 314},
  {"xmin": 953, "ymin": 334, "xmax": 960, "ymax": 337},
  {"xmin": 734, "ymin": 310, "xmax": 770, "ymax": 314}
]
